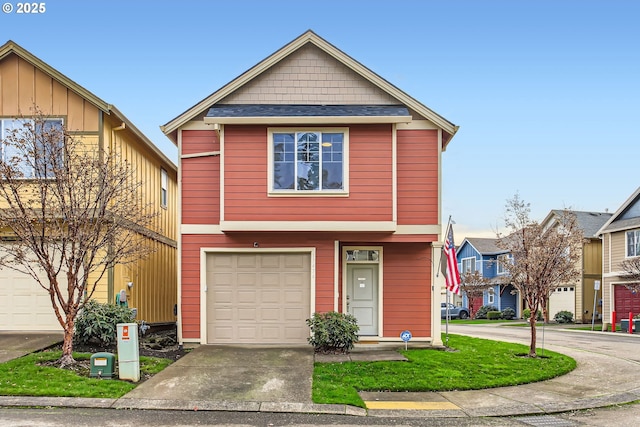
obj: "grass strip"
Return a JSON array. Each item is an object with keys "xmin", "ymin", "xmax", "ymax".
[
  {"xmin": 0, "ymin": 351, "xmax": 172, "ymax": 398},
  {"xmin": 312, "ymin": 333, "xmax": 576, "ymax": 407}
]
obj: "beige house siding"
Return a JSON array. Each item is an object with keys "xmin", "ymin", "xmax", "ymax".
[{"xmin": 222, "ymin": 44, "xmax": 400, "ymax": 105}]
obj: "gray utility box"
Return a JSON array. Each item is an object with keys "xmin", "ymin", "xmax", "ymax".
[{"xmin": 89, "ymin": 352, "xmax": 116, "ymax": 379}]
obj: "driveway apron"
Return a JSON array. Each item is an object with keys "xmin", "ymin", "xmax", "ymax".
[
  {"xmin": 123, "ymin": 345, "xmax": 314, "ymax": 403},
  {"xmin": 0, "ymin": 332, "xmax": 63, "ymax": 363}
]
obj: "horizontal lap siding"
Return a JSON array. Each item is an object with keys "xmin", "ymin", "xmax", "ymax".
[
  {"xmin": 397, "ymin": 130, "xmax": 439, "ymax": 225},
  {"xmin": 382, "ymin": 242, "xmax": 431, "ymax": 337},
  {"xmin": 181, "ymin": 130, "xmax": 220, "ymax": 224},
  {"xmin": 180, "ymin": 233, "xmax": 335, "ymax": 340},
  {"xmin": 223, "ymin": 125, "xmax": 393, "ymax": 222}
]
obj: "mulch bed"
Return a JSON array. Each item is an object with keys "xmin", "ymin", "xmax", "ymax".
[{"xmin": 41, "ymin": 326, "xmax": 189, "ymax": 380}]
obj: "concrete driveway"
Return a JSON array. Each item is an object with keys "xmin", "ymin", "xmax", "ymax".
[
  {"xmin": 122, "ymin": 345, "xmax": 314, "ymax": 404},
  {"xmin": 0, "ymin": 332, "xmax": 63, "ymax": 363}
]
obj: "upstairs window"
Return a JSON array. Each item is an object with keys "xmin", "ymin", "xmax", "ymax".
[
  {"xmin": 497, "ymin": 254, "xmax": 510, "ymax": 275},
  {"xmin": 160, "ymin": 168, "xmax": 168, "ymax": 208},
  {"xmin": 461, "ymin": 257, "xmax": 476, "ymax": 274},
  {"xmin": 0, "ymin": 118, "xmax": 63, "ymax": 178},
  {"xmin": 627, "ymin": 230, "xmax": 640, "ymax": 257},
  {"xmin": 270, "ymin": 129, "xmax": 347, "ymax": 194}
]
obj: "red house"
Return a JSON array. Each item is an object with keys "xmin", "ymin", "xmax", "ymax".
[{"xmin": 162, "ymin": 31, "xmax": 458, "ymax": 346}]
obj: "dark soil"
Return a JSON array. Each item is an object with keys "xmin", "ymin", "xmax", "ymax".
[
  {"xmin": 42, "ymin": 326, "xmax": 189, "ymax": 380},
  {"xmin": 72, "ymin": 326, "xmax": 189, "ymax": 361}
]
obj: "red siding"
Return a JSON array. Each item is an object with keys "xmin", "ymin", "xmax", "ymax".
[
  {"xmin": 382, "ymin": 243, "xmax": 432, "ymax": 337},
  {"xmin": 181, "ymin": 130, "xmax": 220, "ymax": 224},
  {"xmin": 397, "ymin": 129, "xmax": 439, "ymax": 225},
  {"xmin": 223, "ymin": 125, "xmax": 393, "ymax": 222}
]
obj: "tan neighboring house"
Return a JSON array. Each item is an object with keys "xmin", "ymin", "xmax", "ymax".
[
  {"xmin": 0, "ymin": 40, "xmax": 177, "ymax": 331},
  {"xmin": 597, "ymin": 187, "xmax": 640, "ymax": 324},
  {"xmin": 541, "ymin": 210, "xmax": 612, "ymax": 323}
]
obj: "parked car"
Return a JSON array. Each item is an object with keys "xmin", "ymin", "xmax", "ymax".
[{"xmin": 441, "ymin": 302, "xmax": 470, "ymax": 319}]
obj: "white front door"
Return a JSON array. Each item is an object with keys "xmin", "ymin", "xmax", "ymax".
[{"xmin": 346, "ymin": 264, "xmax": 378, "ymax": 336}]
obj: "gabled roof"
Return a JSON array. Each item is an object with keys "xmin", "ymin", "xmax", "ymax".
[
  {"xmin": 0, "ymin": 40, "xmax": 176, "ymax": 172},
  {"xmin": 543, "ymin": 210, "xmax": 613, "ymax": 238},
  {"xmin": 161, "ymin": 30, "xmax": 458, "ymax": 146},
  {"xmin": 460, "ymin": 237, "xmax": 508, "ymax": 256},
  {"xmin": 597, "ymin": 187, "xmax": 640, "ymax": 235}
]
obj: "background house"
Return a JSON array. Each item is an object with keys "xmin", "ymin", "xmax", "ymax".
[
  {"xmin": 162, "ymin": 31, "xmax": 458, "ymax": 346},
  {"xmin": 455, "ymin": 237, "xmax": 517, "ymax": 318},
  {"xmin": 0, "ymin": 40, "xmax": 177, "ymax": 331},
  {"xmin": 542, "ymin": 210, "xmax": 611, "ymax": 323},
  {"xmin": 597, "ymin": 188, "xmax": 640, "ymax": 325}
]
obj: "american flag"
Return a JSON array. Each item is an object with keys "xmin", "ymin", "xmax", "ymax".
[{"xmin": 443, "ymin": 225, "xmax": 461, "ymax": 295}]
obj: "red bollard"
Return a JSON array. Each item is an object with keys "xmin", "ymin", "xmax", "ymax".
[
  {"xmin": 612, "ymin": 311, "xmax": 616, "ymax": 332},
  {"xmin": 630, "ymin": 312, "xmax": 634, "ymax": 334}
]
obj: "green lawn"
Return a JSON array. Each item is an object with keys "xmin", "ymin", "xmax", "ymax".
[
  {"xmin": 313, "ymin": 334, "xmax": 576, "ymax": 407},
  {"xmin": 0, "ymin": 350, "xmax": 172, "ymax": 398}
]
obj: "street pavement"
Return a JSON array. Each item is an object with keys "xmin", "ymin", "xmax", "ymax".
[{"xmin": 1, "ymin": 325, "xmax": 640, "ymax": 419}]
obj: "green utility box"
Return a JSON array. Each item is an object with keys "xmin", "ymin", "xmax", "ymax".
[{"xmin": 90, "ymin": 352, "xmax": 116, "ymax": 379}]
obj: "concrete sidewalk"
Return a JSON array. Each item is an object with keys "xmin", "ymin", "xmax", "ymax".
[{"xmin": 1, "ymin": 333, "xmax": 640, "ymax": 418}]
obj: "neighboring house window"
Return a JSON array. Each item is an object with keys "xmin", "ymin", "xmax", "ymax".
[
  {"xmin": 497, "ymin": 254, "xmax": 509, "ymax": 275},
  {"xmin": 461, "ymin": 257, "xmax": 476, "ymax": 274},
  {"xmin": 627, "ymin": 230, "xmax": 640, "ymax": 257},
  {"xmin": 0, "ymin": 118, "xmax": 63, "ymax": 178},
  {"xmin": 270, "ymin": 129, "xmax": 347, "ymax": 193},
  {"xmin": 160, "ymin": 168, "xmax": 168, "ymax": 208},
  {"xmin": 487, "ymin": 292, "xmax": 495, "ymax": 304}
]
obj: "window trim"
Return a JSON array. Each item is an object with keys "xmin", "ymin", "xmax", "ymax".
[
  {"xmin": 626, "ymin": 229, "xmax": 640, "ymax": 258},
  {"xmin": 461, "ymin": 256, "xmax": 476, "ymax": 274},
  {"xmin": 267, "ymin": 127, "xmax": 349, "ymax": 197},
  {"xmin": 0, "ymin": 117, "xmax": 64, "ymax": 179},
  {"xmin": 160, "ymin": 168, "xmax": 168, "ymax": 209},
  {"xmin": 497, "ymin": 254, "xmax": 509, "ymax": 275}
]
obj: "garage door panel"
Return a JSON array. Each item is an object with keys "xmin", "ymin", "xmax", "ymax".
[
  {"xmin": 237, "ymin": 290, "xmax": 257, "ymax": 303},
  {"xmin": 237, "ymin": 308, "xmax": 257, "ymax": 320},
  {"xmin": 215, "ymin": 308, "xmax": 233, "ymax": 321},
  {"xmin": 237, "ymin": 255, "xmax": 258, "ymax": 269},
  {"xmin": 261, "ymin": 308, "xmax": 280, "ymax": 321},
  {"xmin": 262, "ymin": 290, "xmax": 280, "ymax": 303},
  {"xmin": 0, "ymin": 262, "xmax": 61, "ymax": 331},
  {"xmin": 206, "ymin": 252, "xmax": 311, "ymax": 344},
  {"xmin": 259, "ymin": 254, "xmax": 281, "ymax": 269}
]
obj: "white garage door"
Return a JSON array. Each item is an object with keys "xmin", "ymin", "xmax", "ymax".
[
  {"xmin": 205, "ymin": 252, "xmax": 311, "ymax": 344},
  {"xmin": 0, "ymin": 267, "xmax": 61, "ymax": 331},
  {"xmin": 549, "ymin": 286, "xmax": 575, "ymax": 319}
]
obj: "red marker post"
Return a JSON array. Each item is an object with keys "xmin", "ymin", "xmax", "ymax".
[
  {"xmin": 612, "ymin": 311, "xmax": 616, "ymax": 332},
  {"xmin": 630, "ymin": 312, "xmax": 634, "ymax": 334}
]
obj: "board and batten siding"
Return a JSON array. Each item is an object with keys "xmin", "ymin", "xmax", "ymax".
[
  {"xmin": 0, "ymin": 53, "xmax": 100, "ymax": 131},
  {"xmin": 222, "ymin": 124, "xmax": 393, "ymax": 222},
  {"xmin": 397, "ymin": 129, "xmax": 439, "ymax": 225}
]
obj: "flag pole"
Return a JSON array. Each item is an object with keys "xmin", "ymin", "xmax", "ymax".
[{"xmin": 443, "ymin": 216, "xmax": 453, "ymax": 347}]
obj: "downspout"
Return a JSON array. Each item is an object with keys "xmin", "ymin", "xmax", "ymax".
[{"xmin": 107, "ymin": 120, "xmax": 126, "ymax": 304}]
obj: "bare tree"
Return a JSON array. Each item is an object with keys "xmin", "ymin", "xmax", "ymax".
[
  {"xmin": 0, "ymin": 109, "xmax": 156, "ymax": 366},
  {"xmin": 460, "ymin": 270, "xmax": 493, "ymax": 318},
  {"xmin": 619, "ymin": 257, "xmax": 640, "ymax": 292},
  {"xmin": 496, "ymin": 194, "xmax": 583, "ymax": 357}
]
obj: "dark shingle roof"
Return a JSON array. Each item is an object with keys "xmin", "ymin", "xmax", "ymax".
[{"xmin": 205, "ymin": 104, "xmax": 410, "ymax": 118}]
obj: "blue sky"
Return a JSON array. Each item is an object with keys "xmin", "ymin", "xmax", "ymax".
[{"xmin": 1, "ymin": 0, "xmax": 638, "ymax": 240}]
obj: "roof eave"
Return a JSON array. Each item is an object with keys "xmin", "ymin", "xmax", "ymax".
[
  {"xmin": 0, "ymin": 40, "xmax": 110, "ymax": 113},
  {"xmin": 596, "ymin": 186, "xmax": 640, "ymax": 236},
  {"xmin": 203, "ymin": 115, "xmax": 412, "ymax": 125},
  {"xmin": 162, "ymin": 30, "xmax": 458, "ymax": 142}
]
